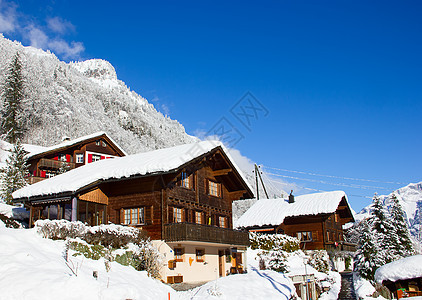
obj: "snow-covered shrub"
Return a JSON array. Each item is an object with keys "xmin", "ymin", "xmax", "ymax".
[
  {"xmin": 305, "ymin": 250, "xmax": 330, "ymax": 273},
  {"xmin": 250, "ymin": 233, "xmax": 300, "ymax": 252},
  {"xmin": 36, "ymin": 220, "xmax": 161, "ymax": 278},
  {"xmin": 250, "ymin": 233, "xmax": 300, "ymax": 273},
  {"xmin": 35, "ymin": 219, "xmax": 148, "ymax": 248},
  {"xmin": 0, "ymin": 213, "xmax": 22, "ymax": 228}
]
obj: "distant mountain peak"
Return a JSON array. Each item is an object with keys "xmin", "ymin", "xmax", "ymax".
[{"xmin": 71, "ymin": 59, "xmax": 117, "ymax": 81}]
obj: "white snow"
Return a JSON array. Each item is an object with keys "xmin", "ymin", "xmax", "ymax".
[
  {"xmin": 13, "ymin": 141, "xmax": 252, "ymax": 200},
  {"xmin": 375, "ymin": 255, "xmax": 422, "ymax": 284},
  {"xmin": 354, "ymin": 272, "xmax": 377, "ymax": 299},
  {"xmin": 0, "ymin": 221, "xmax": 299, "ymax": 300},
  {"xmin": 236, "ymin": 191, "xmax": 351, "ymax": 228}
]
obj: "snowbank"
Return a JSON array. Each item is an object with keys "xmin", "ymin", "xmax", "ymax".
[
  {"xmin": 183, "ymin": 268, "xmax": 295, "ymax": 300},
  {"xmin": 375, "ymin": 255, "xmax": 422, "ymax": 284},
  {"xmin": 0, "ymin": 225, "xmax": 178, "ymax": 300}
]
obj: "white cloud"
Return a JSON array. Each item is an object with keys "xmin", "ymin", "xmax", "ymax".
[
  {"xmin": 0, "ymin": 0, "xmax": 84, "ymax": 60},
  {"xmin": 48, "ymin": 39, "xmax": 84, "ymax": 59},
  {"xmin": 26, "ymin": 25, "xmax": 48, "ymax": 48},
  {"xmin": 47, "ymin": 17, "xmax": 75, "ymax": 34},
  {"xmin": 0, "ymin": 0, "xmax": 16, "ymax": 33}
]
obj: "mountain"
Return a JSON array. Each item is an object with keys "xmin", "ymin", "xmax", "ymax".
[
  {"xmin": 354, "ymin": 182, "xmax": 422, "ymax": 242},
  {"xmin": 0, "ymin": 34, "xmax": 196, "ymax": 154}
]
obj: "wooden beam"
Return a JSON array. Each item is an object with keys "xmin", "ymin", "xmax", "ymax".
[{"xmin": 213, "ymin": 168, "xmax": 232, "ymax": 177}]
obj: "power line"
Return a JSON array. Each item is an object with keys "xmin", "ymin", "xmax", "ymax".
[
  {"xmin": 265, "ymin": 171, "xmax": 392, "ymax": 191},
  {"xmin": 262, "ymin": 165, "xmax": 406, "ymax": 185},
  {"xmin": 265, "ymin": 177, "xmax": 373, "ymax": 199}
]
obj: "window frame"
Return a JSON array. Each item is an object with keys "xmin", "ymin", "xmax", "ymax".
[
  {"xmin": 76, "ymin": 153, "xmax": 84, "ymax": 164},
  {"xmin": 195, "ymin": 211, "xmax": 203, "ymax": 224},
  {"xmin": 92, "ymin": 154, "xmax": 101, "ymax": 162},
  {"xmin": 180, "ymin": 172, "xmax": 192, "ymax": 189},
  {"xmin": 196, "ymin": 248, "xmax": 205, "ymax": 262},
  {"xmin": 174, "ymin": 247, "xmax": 184, "ymax": 262},
  {"xmin": 123, "ymin": 207, "xmax": 145, "ymax": 225},
  {"xmin": 218, "ymin": 216, "xmax": 227, "ymax": 228},
  {"xmin": 173, "ymin": 207, "xmax": 183, "ymax": 223},
  {"xmin": 297, "ymin": 231, "xmax": 313, "ymax": 242},
  {"xmin": 208, "ymin": 180, "xmax": 221, "ymax": 197}
]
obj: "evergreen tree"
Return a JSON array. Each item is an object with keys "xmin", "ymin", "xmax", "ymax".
[
  {"xmin": 354, "ymin": 218, "xmax": 383, "ymax": 282},
  {"xmin": 0, "ymin": 140, "xmax": 29, "ymax": 204},
  {"xmin": 1, "ymin": 52, "xmax": 25, "ymax": 143},
  {"xmin": 371, "ymin": 193, "xmax": 395, "ymax": 263},
  {"xmin": 390, "ymin": 193, "xmax": 414, "ymax": 256}
]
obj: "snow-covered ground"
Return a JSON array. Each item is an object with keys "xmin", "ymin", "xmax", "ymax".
[{"xmin": 0, "ymin": 213, "xmax": 298, "ymax": 299}]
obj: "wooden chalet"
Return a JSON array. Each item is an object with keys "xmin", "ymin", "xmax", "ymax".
[
  {"xmin": 236, "ymin": 191, "xmax": 356, "ymax": 252},
  {"xmin": 13, "ymin": 141, "xmax": 254, "ymax": 283},
  {"xmin": 25, "ymin": 132, "xmax": 126, "ymax": 184},
  {"xmin": 376, "ymin": 255, "xmax": 422, "ymax": 299}
]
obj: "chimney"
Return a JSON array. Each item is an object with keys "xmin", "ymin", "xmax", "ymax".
[{"xmin": 288, "ymin": 190, "xmax": 295, "ymax": 204}]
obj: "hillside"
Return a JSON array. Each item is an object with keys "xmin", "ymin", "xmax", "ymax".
[
  {"xmin": 354, "ymin": 182, "xmax": 422, "ymax": 242},
  {"xmin": 0, "ymin": 35, "xmax": 196, "ymax": 154}
]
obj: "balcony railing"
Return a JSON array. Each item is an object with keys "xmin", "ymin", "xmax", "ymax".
[
  {"xmin": 38, "ymin": 158, "xmax": 75, "ymax": 170},
  {"xmin": 26, "ymin": 176, "xmax": 45, "ymax": 184},
  {"xmin": 163, "ymin": 223, "xmax": 250, "ymax": 246},
  {"xmin": 325, "ymin": 241, "xmax": 357, "ymax": 252}
]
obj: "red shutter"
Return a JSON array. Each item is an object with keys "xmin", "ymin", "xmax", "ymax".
[
  {"xmin": 88, "ymin": 154, "xmax": 93, "ymax": 163},
  {"xmin": 66, "ymin": 154, "xmax": 71, "ymax": 162},
  {"xmin": 101, "ymin": 156, "xmax": 105, "ymax": 160},
  {"xmin": 53, "ymin": 156, "xmax": 58, "ymax": 160},
  {"xmin": 33, "ymin": 170, "xmax": 37, "ymax": 176},
  {"xmin": 40, "ymin": 171, "xmax": 46, "ymax": 178}
]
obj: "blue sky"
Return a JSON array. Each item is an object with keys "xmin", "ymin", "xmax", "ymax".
[{"xmin": 1, "ymin": 0, "xmax": 421, "ymax": 211}]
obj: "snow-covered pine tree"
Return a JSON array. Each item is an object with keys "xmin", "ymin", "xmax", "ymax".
[
  {"xmin": 390, "ymin": 193, "xmax": 414, "ymax": 257},
  {"xmin": 354, "ymin": 218, "xmax": 383, "ymax": 282},
  {"xmin": 371, "ymin": 193, "xmax": 395, "ymax": 263},
  {"xmin": 0, "ymin": 140, "xmax": 29, "ymax": 204},
  {"xmin": 1, "ymin": 52, "xmax": 26, "ymax": 143}
]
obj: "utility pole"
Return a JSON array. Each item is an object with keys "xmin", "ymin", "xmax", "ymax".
[
  {"xmin": 254, "ymin": 165, "xmax": 259, "ymax": 200},
  {"xmin": 256, "ymin": 164, "xmax": 269, "ymax": 199}
]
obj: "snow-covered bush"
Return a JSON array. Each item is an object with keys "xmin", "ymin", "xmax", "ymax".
[
  {"xmin": 0, "ymin": 213, "xmax": 22, "ymax": 228},
  {"xmin": 35, "ymin": 219, "xmax": 148, "ymax": 248},
  {"xmin": 305, "ymin": 250, "xmax": 330, "ymax": 273},
  {"xmin": 36, "ymin": 220, "xmax": 161, "ymax": 278},
  {"xmin": 250, "ymin": 233, "xmax": 300, "ymax": 252}
]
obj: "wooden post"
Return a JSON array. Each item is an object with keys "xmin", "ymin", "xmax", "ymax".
[{"xmin": 29, "ymin": 206, "xmax": 33, "ymax": 228}]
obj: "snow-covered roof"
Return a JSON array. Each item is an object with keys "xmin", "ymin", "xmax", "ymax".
[
  {"xmin": 235, "ymin": 191, "xmax": 351, "ymax": 228},
  {"xmin": 375, "ymin": 255, "xmax": 422, "ymax": 284},
  {"xmin": 13, "ymin": 141, "xmax": 252, "ymax": 200},
  {"xmin": 26, "ymin": 132, "xmax": 128, "ymax": 158}
]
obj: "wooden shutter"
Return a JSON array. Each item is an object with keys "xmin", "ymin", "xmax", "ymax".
[
  {"xmin": 181, "ymin": 208, "xmax": 185, "ymax": 222},
  {"xmin": 312, "ymin": 231, "xmax": 318, "ymax": 241},
  {"xmin": 169, "ymin": 207, "xmax": 173, "ymax": 223},
  {"xmin": 88, "ymin": 154, "xmax": 93, "ymax": 163},
  {"xmin": 145, "ymin": 206, "xmax": 152, "ymax": 224},
  {"xmin": 120, "ymin": 208, "xmax": 124, "ymax": 224}
]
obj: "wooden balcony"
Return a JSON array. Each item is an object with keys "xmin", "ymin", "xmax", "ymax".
[
  {"xmin": 38, "ymin": 158, "xmax": 75, "ymax": 170},
  {"xmin": 26, "ymin": 176, "xmax": 45, "ymax": 184},
  {"xmin": 163, "ymin": 223, "xmax": 250, "ymax": 246},
  {"xmin": 325, "ymin": 241, "xmax": 357, "ymax": 252}
]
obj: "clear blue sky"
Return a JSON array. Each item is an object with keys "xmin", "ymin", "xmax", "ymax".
[{"xmin": 1, "ymin": 0, "xmax": 421, "ymax": 211}]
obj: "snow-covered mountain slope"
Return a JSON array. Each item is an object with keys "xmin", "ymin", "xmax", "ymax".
[
  {"xmin": 355, "ymin": 182, "xmax": 422, "ymax": 241},
  {"xmin": 0, "ymin": 35, "xmax": 196, "ymax": 154}
]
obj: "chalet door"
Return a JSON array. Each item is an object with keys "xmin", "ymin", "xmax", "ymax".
[{"xmin": 218, "ymin": 250, "xmax": 224, "ymax": 277}]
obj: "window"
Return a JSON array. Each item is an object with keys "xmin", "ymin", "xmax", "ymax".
[
  {"xmin": 92, "ymin": 154, "xmax": 101, "ymax": 162},
  {"xmin": 95, "ymin": 140, "xmax": 101, "ymax": 146},
  {"xmin": 195, "ymin": 211, "xmax": 203, "ymax": 224},
  {"xmin": 180, "ymin": 172, "xmax": 192, "ymax": 189},
  {"xmin": 208, "ymin": 180, "xmax": 221, "ymax": 197},
  {"xmin": 76, "ymin": 154, "xmax": 84, "ymax": 164},
  {"xmin": 174, "ymin": 248, "xmax": 184, "ymax": 262},
  {"xmin": 101, "ymin": 141, "xmax": 107, "ymax": 147},
  {"xmin": 45, "ymin": 172, "xmax": 56, "ymax": 178},
  {"xmin": 123, "ymin": 207, "xmax": 145, "ymax": 225},
  {"xmin": 225, "ymin": 249, "xmax": 231, "ymax": 263},
  {"xmin": 326, "ymin": 231, "xmax": 331, "ymax": 241},
  {"xmin": 297, "ymin": 231, "xmax": 312, "ymax": 242},
  {"xmin": 219, "ymin": 216, "xmax": 227, "ymax": 228},
  {"xmin": 334, "ymin": 214, "xmax": 339, "ymax": 223},
  {"xmin": 173, "ymin": 207, "xmax": 183, "ymax": 223},
  {"xmin": 196, "ymin": 249, "xmax": 205, "ymax": 262},
  {"xmin": 58, "ymin": 154, "xmax": 67, "ymax": 162}
]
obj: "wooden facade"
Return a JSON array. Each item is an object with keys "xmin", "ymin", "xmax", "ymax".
[
  {"xmin": 248, "ymin": 197, "xmax": 356, "ymax": 251},
  {"xmin": 26, "ymin": 133, "xmax": 125, "ymax": 183}
]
